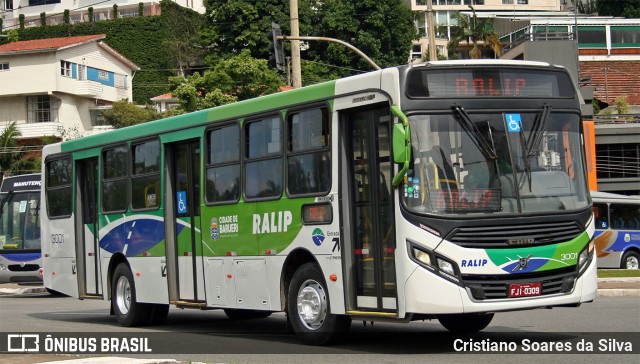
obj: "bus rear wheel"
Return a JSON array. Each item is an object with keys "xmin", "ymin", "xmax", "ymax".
[
  {"xmin": 622, "ymin": 251, "xmax": 640, "ymax": 270},
  {"xmin": 111, "ymin": 263, "xmax": 150, "ymax": 327},
  {"xmin": 438, "ymin": 313, "xmax": 494, "ymax": 333},
  {"xmin": 287, "ymin": 263, "xmax": 351, "ymax": 345}
]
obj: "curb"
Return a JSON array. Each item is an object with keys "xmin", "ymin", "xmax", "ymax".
[{"xmin": 597, "ymin": 289, "xmax": 640, "ymax": 297}]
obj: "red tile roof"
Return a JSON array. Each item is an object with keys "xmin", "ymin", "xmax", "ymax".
[
  {"xmin": 0, "ymin": 34, "xmax": 107, "ymax": 54},
  {"xmin": 151, "ymin": 92, "xmax": 174, "ymax": 100},
  {"xmin": 580, "ymin": 60, "xmax": 640, "ymax": 105}
]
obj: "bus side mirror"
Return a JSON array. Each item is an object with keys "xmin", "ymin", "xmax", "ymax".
[
  {"xmin": 391, "ymin": 105, "xmax": 411, "ymax": 188},
  {"xmin": 393, "ymin": 123, "xmax": 407, "ymax": 164}
]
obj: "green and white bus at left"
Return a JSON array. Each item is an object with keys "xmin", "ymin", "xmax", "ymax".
[{"xmin": 41, "ymin": 60, "xmax": 597, "ymax": 345}]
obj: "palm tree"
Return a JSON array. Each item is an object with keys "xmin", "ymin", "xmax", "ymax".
[
  {"xmin": 0, "ymin": 121, "xmax": 26, "ymax": 176},
  {"xmin": 447, "ymin": 10, "xmax": 502, "ymax": 59}
]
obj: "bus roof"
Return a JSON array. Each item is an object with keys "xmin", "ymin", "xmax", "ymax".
[
  {"xmin": 58, "ymin": 80, "xmax": 337, "ymax": 153},
  {"xmin": 417, "ymin": 59, "xmax": 558, "ymax": 68},
  {"xmin": 590, "ymin": 190, "xmax": 640, "ymax": 202}
]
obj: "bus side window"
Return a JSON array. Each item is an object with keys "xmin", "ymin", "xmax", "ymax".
[
  {"xmin": 610, "ymin": 204, "xmax": 627, "ymax": 229},
  {"xmin": 593, "ymin": 203, "xmax": 608, "ymax": 229}
]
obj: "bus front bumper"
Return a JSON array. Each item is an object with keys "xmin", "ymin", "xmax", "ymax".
[{"xmin": 404, "ymin": 254, "xmax": 598, "ymax": 315}]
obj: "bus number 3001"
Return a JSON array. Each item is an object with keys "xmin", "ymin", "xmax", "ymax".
[{"xmin": 51, "ymin": 234, "xmax": 64, "ymax": 244}]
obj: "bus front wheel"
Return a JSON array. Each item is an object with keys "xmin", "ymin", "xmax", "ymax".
[
  {"xmin": 111, "ymin": 263, "xmax": 150, "ymax": 327},
  {"xmin": 287, "ymin": 263, "xmax": 351, "ymax": 345},
  {"xmin": 438, "ymin": 313, "xmax": 494, "ymax": 333},
  {"xmin": 622, "ymin": 250, "xmax": 640, "ymax": 270}
]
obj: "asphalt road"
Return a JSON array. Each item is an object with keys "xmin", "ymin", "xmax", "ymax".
[{"xmin": 0, "ymin": 291, "xmax": 638, "ymax": 363}]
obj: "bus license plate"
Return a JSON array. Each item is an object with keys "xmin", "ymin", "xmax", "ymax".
[{"xmin": 509, "ymin": 283, "xmax": 542, "ymax": 298}]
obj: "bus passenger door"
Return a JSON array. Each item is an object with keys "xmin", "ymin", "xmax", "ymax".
[
  {"xmin": 75, "ymin": 157, "xmax": 101, "ymax": 297},
  {"xmin": 165, "ymin": 140, "xmax": 203, "ymax": 302},
  {"xmin": 341, "ymin": 106, "xmax": 398, "ymax": 313}
]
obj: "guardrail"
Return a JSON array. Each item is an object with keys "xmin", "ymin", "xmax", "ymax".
[
  {"xmin": 593, "ymin": 114, "xmax": 640, "ymax": 124},
  {"xmin": 502, "ymin": 31, "xmax": 575, "ymax": 53}
]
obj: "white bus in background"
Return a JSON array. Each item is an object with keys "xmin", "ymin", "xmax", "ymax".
[
  {"xmin": 591, "ymin": 191, "xmax": 640, "ymax": 269},
  {"xmin": 0, "ymin": 174, "xmax": 42, "ymax": 284}
]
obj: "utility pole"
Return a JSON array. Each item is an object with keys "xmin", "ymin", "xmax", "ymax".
[
  {"xmin": 427, "ymin": 0, "xmax": 437, "ymax": 61},
  {"xmin": 289, "ymin": 0, "xmax": 302, "ymax": 88}
]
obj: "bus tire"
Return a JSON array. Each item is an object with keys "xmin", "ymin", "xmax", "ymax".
[
  {"xmin": 621, "ymin": 250, "xmax": 640, "ymax": 270},
  {"xmin": 111, "ymin": 263, "xmax": 150, "ymax": 327},
  {"xmin": 147, "ymin": 304, "xmax": 169, "ymax": 325},
  {"xmin": 287, "ymin": 262, "xmax": 351, "ymax": 345},
  {"xmin": 223, "ymin": 308, "xmax": 272, "ymax": 320},
  {"xmin": 438, "ymin": 313, "xmax": 494, "ymax": 333}
]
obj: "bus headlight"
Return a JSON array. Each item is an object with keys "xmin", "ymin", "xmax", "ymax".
[
  {"xmin": 437, "ymin": 258, "xmax": 455, "ymax": 276},
  {"xmin": 412, "ymin": 247, "xmax": 432, "ymax": 267},
  {"xmin": 578, "ymin": 241, "xmax": 595, "ymax": 275},
  {"xmin": 408, "ymin": 242, "xmax": 461, "ymax": 285}
]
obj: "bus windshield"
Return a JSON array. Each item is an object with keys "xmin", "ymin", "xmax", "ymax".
[
  {"xmin": 403, "ymin": 110, "xmax": 590, "ymax": 216},
  {"xmin": 0, "ymin": 192, "xmax": 41, "ymax": 251}
]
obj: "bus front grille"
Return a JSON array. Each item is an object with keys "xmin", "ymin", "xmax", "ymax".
[
  {"xmin": 447, "ymin": 221, "xmax": 583, "ymax": 248},
  {"xmin": 462, "ymin": 267, "xmax": 577, "ymax": 300}
]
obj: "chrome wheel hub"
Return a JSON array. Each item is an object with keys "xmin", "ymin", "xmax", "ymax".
[
  {"xmin": 296, "ymin": 279, "xmax": 327, "ymax": 330},
  {"xmin": 115, "ymin": 275, "xmax": 131, "ymax": 315}
]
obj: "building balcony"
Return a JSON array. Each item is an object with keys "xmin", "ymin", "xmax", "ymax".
[
  {"xmin": 76, "ymin": 80, "xmax": 104, "ymax": 97},
  {"xmin": 14, "ymin": 122, "xmax": 63, "ymax": 139}
]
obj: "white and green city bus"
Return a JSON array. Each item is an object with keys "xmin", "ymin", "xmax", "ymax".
[{"xmin": 41, "ymin": 60, "xmax": 597, "ymax": 345}]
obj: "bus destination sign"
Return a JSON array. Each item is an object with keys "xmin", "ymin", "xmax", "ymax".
[{"xmin": 406, "ymin": 67, "xmax": 574, "ymax": 98}]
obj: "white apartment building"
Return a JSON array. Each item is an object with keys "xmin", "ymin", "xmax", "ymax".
[
  {"xmin": 405, "ymin": 0, "xmax": 564, "ymax": 59},
  {"xmin": 0, "ymin": 34, "xmax": 139, "ymax": 139},
  {"xmin": 0, "ymin": 0, "xmax": 205, "ymax": 30}
]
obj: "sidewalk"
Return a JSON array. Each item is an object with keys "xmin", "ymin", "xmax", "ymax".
[{"xmin": 595, "ymin": 277, "xmax": 640, "ymax": 297}]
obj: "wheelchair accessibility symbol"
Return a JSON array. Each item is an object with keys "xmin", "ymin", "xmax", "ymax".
[
  {"xmin": 506, "ymin": 113, "xmax": 522, "ymax": 133},
  {"xmin": 177, "ymin": 191, "xmax": 187, "ymax": 214}
]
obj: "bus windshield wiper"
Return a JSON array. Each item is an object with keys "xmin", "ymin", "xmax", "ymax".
[
  {"xmin": 519, "ymin": 105, "xmax": 551, "ymax": 192},
  {"xmin": 519, "ymin": 128, "xmax": 533, "ymax": 191},
  {"xmin": 451, "ymin": 105, "xmax": 497, "ymax": 160},
  {"xmin": 526, "ymin": 104, "xmax": 552, "ymax": 158}
]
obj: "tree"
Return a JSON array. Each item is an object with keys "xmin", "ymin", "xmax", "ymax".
[
  {"xmin": 161, "ymin": 0, "xmax": 204, "ymax": 77},
  {"xmin": 6, "ymin": 30, "xmax": 19, "ymax": 43},
  {"xmin": 0, "ymin": 122, "xmax": 21, "ymax": 174},
  {"xmin": 311, "ymin": 0, "xmax": 417, "ymax": 72},
  {"xmin": 63, "ymin": 10, "xmax": 71, "ymax": 24},
  {"xmin": 597, "ymin": 0, "xmax": 640, "ymax": 18},
  {"xmin": 170, "ymin": 50, "xmax": 284, "ymax": 112},
  {"xmin": 102, "ymin": 101, "xmax": 161, "ymax": 129},
  {"xmin": 614, "ymin": 96, "xmax": 630, "ymax": 115},
  {"xmin": 447, "ymin": 10, "xmax": 502, "ymax": 59},
  {"xmin": 200, "ymin": 0, "xmax": 416, "ymax": 82},
  {"xmin": 201, "ymin": 0, "xmax": 287, "ymax": 62}
]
